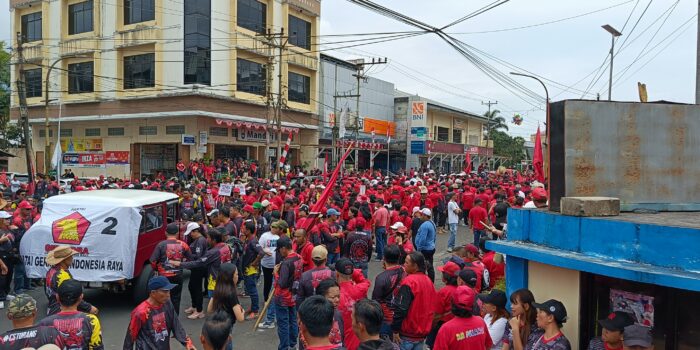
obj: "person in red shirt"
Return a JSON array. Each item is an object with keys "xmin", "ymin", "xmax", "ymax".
[
  {"xmin": 468, "ymin": 199, "xmax": 488, "ymax": 246},
  {"xmin": 336, "ymin": 258, "xmax": 371, "ymax": 350},
  {"xmin": 274, "ymin": 236, "xmax": 303, "ymax": 350},
  {"xmin": 480, "ymin": 241, "xmax": 504, "ymax": 290},
  {"xmin": 433, "ymin": 286, "xmax": 493, "ymax": 350},
  {"xmin": 293, "ymin": 229, "xmax": 315, "ymax": 272},
  {"xmin": 298, "ymin": 295, "xmax": 344, "ymax": 350},
  {"xmin": 391, "ymin": 251, "xmax": 437, "ymax": 349},
  {"xmin": 426, "ymin": 261, "xmax": 460, "ymax": 348}
]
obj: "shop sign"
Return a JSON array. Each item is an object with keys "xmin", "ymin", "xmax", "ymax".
[
  {"xmin": 105, "ymin": 151, "xmax": 129, "ymax": 165},
  {"xmin": 410, "ymin": 101, "xmax": 427, "ymax": 128},
  {"xmin": 411, "ymin": 127, "xmax": 427, "ymax": 140},
  {"xmin": 410, "ymin": 141, "xmax": 426, "ymax": 155},
  {"xmin": 62, "ymin": 153, "xmax": 106, "ymax": 168},
  {"xmin": 182, "ymin": 134, "xmax": 196, "ymax": 145},
  {"xmin": 199, "ymin": 131, "xmax": 208, "ymax": 146},
  {"xmin": 238, "ymin": 129, "xmax": 281, "ymax": 143},
  {"xmin": 60, "ymin": 138, "xmax": 103, "ymax": 152}
]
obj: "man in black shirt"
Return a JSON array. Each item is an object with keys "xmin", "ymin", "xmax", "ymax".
[
  {"xmin": 0, "ymin": 294, "xmax": 65, "ymax": 350},
  {"xmin": 371, "ymin": 245, "xmax": 404, "ymax": 339},
  {"xmin": 352, "ymin": 298, "xmax": 398, "ymax": 350}
]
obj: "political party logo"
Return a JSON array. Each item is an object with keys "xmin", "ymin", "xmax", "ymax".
[{"xmin": 52, "ymin": 212, "xmax": 91, "ymax": 245}]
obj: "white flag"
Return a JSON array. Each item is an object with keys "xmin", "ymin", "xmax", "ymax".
[
  {"xmin": 338, "ymin": 107, "xmax": 347, "ymax": 138},
  {"xmin": 51, "ymin": 141, "xmax": 62, "ymax": 169}
]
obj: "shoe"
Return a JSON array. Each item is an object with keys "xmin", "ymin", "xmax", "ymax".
[
  {"xmin": 246, "ymin": 311, "xmax": 259, "ymax": 320},
  {"xmin": 258, "ymin": 322, "xmax": 275, "ymax": 329},
  {"xmin": 188, "ymin": 311, "xmax": 205, "ymax": 319},
  {"xmin": 184, "ymin": 307, "xmax": 196, "ymax": 314},
  {"xmin": 447, "ymin": 247, "xmax": 453, "ymax": 253},
  {"xmin": 0, "ymin": 301, "xmax": 4, "ymax": 309}
]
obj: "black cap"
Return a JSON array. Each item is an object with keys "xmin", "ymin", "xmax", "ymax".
[
  {"xmin": 478, "ymin": 289, "xmax": 507, "ymax": 309},
  {"xmin": 276, "ymin": 236, "xmax": 293, "ymax": 251},
  {"xmin": 599, "ymin": 311, "xmax": 636, "ymax": 332},
  {"xmin": 458, "ymin": 268, "xmax": 477, "ymax": 287},
  {"xmin": 448, "ymin": 255, "xmax": 466, "ymax": 269},
  {"xmin": 166, "ymin": 223, "xmax": 179, "ymax": 235},
  {"xmin": 57, "ymin": 279, "xmax": 83, "ymax": 301},
  {"xmin": 533, "ymin": 299, "xmax": 568, "ymax": 324},
  {"xmin": 335, "ymin": 258, "xmax": 354, "ymax": 275}
]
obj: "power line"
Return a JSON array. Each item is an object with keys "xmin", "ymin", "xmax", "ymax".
[{"xmin": 440, "ymin": 0, "xmax": 511, "ymax": 30}]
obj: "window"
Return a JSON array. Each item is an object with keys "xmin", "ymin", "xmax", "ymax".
[
  {"xmin": 452, "ymin": 129, "xmax": 462, "ymax": 143},
  {"xmin": 288, "ymin": 72, "xmax": 310, "ymax": 104},
  {"xmin": 139, "ymin": 126, "xmax": 157, "ymax": 135},
  {"xmin": 237, "ymin": 59, "xmax": 266, "ymax": 95},
  {"xmin": 39, "ymin": 130, "xmax": 54, "ymax": 138},
  {"xmin": 209, "ymin": 127, "xmax": 228, "ymax": 137},
  {"xmin": 60, "ymin": 129, "xmax": 73, "ymax": 137},
  {"xmin": 166, "ymin": 125, "xmax": 185, "ymax": 134},
  {"xmin": 437, "ymin": 127, "xmax": 449, "ymax": 142},
  {"xmin": 237, "ymin": 0, "xmax": 266, "ymax": 33},
  {"xmin": 124, "ymin": 0, "xmax": 155, "ymax": 25},
  {"xmin": 184, "ymin": 0, "xmax": 211, "ymax": 85},
  {"xmin": 85, "ymin": 128, "xmax": 101, "ymax": 137},
  {"xmin": 140, "ymin": 205, "xmax": 163, "ymax": 233},
  {"xmin": 68, "ymin": 0, "xmax": 93, "ymax": 35},
  {"xmin": 108, "ymin": 127, "xmax": 125, "ymax": 136},
  {"xmin": 288, "ymin": 15, "xmax": 311, "ymax": 50},
  {"xmin": 124, "ymin": 53, "xmax": 155, "ymax": 89},
  {"xmin": 21, "ymin": 12, "xmax": 42, "ymax": 42},
  {"xmin": 23, "ymin": 68, "xmax": 42, "ymax": 98},
  {"xmin": 68, "ymin": 61, "xmax": 94, "ymax": 94}
]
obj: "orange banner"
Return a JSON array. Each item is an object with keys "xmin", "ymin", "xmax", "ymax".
[{"xmin": 363, "ymin": 118, "xmax": 395, "ymax": 137}]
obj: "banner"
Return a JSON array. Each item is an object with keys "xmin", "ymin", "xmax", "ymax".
[
  {"xmin": 20, "ymin": 205, "xmax": 142, "ymax": 281},
  {"xmin": 610, "ymin": 289, "xmax": 654, "ymax": 327},
  {"xmin": 105, "ymin": 151, "xmax": 129, "ymax": 165},
  {"xmin": 218, "ymin": 183, "xmax": 233, "ymax": 196},
  {"xmin": 60, "ymin": 138, "xmax": 103, "ymax": 152},
  {"xmin": 62, "ymin": 153, "xmax": 106, "ymax": 168}
]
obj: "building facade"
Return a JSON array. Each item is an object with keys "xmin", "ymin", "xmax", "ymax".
[
  {"xmin": 394, "ymin": 90, "xmax": 491, "ymax": 173},
  {"xmin": 318, "ymin": 54, "xmax": 396, "ymax": 171},
  {"xmin": 10, "ymin": 0, "xmax": 321, "ymax": 179}
]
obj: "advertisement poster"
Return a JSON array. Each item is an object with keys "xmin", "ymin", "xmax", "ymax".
[
  {"xmin": 610, "ymin": 289, "xmax": 654, "ymax": 327},
  {"xmin": 105, "ymin": 151, "xmax": 129, "ymax": 165},
  {"xmin": 62, "ymin": 153, "xmax": 106, "ymax": 168},
  {"xmin": 60, "ymin": 138, "xmax": 103, "ymax": 152},
  {"xmin": 20, "ymin": 205, "xmax": 142, "ymax": 281}
]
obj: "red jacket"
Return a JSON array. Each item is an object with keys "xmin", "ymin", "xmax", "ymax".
[
  {"xmin": 339, "ymin": 269, "xmax": 371, "ymax": 350},
  {"xmin": 391, "ymin": 272, "xmax": 437, "ymax": 340},
  {"xmin": 293, "ymin": 241, "xmax": 314, "ymax": 272}
]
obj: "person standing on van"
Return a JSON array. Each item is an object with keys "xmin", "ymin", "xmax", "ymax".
[{"xmin": 150, "ymin": 223, "xmax": 193, "ymax": 314}]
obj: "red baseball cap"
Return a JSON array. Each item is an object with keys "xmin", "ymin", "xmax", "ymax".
[
  {"xmin": 233, "ymin": 187, "xmax": 241, "ymax": 193},
  {"xmin": 452, "ymin": 285, "xmax": 477, "ymax": 310},
  {"xmin": 532, "ymin": 188, "xmax": 547, "ymax": 201},
  {"xmin": 18, "ymin": 200, "xmax": 33, "ymax": 209},
  {"xmin": 243, "ymin": 205, "xmax": 254, "ymax": 213},
  {"xmin": 437, "ymin": 261, "xmax": 461, "ymax": 277},
  {"xmin": 465, "ymin": 244, "xmax": 479, "ymax": 256}
]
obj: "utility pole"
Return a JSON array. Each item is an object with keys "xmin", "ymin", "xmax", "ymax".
[
  {"xmin": 332, "ymin": 65, "xmax": 338, "ymax": 168},
  {"xmin": 262, "ymin": 29, "xmax": 276, "ymax": 179},
  {"xmin": 16, "ymin": 32, "xmax": 35, "ymax": 186},
  {"xmin": 482, "ymin": 100, "xmax": 497, "ymax": 170},
  {"xmin": 259, "ymin": 29, "xmax": 287, "ymax": 180},
  {"xmin": 333, "ymin": 92, "xmax": 359, "ymax": 171},
  {"xmin": 274, "ymin": 29, "xmax": 288, "ymax": 180},
  {"xmin": 349, "ymin": 57, "xmax": 387, "ymax": 171}
]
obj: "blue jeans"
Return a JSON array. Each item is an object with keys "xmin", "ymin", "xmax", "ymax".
[
  {"xmin": 353, "ymin": 261, "xmax": 368, "ymax": 279},
  {"xmin": 244, "ymin": 273, "xmax": 260, "ymax": 313},
  {"xmin": 275, "ymin": 301, "xmax": 299, "ymax": 350},
  {"xmin": 473, "ymin": 229, "xmax": 485, "ymax": 246},
  {"xmin": 448, "ymin": 223, "xmax": 458, "ymax": 249},
  {"xmin": 13, "ymin": 263, "xmax": 30, "ymax": 293},
  {"xmin": 264, "ymin": 277, "xmax": 276, "ymax": 324},
  {"xmin": 375, "ymin": 227, "xmax": 387, "ymax": 260},
  {"xmin": 399, "ymin": 337, "xmax": 424, "ymax": 350},
  {"xmin": 327, "ymin": 252, "xmax": 339, "ymax": 265}
]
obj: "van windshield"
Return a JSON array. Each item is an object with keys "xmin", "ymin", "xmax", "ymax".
[{"xmin": 140, "ymin": 205, "xmax": 163, "ymax": 233}]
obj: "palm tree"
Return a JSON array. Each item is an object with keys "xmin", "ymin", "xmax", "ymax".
[{"xmin": 484, "ymin": 109, "xmax": 509, "ymax": 134}]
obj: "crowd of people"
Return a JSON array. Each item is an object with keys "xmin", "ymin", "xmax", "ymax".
[{"xmin": 0, "ymin": 162, "xmax": 654, "ymax": 350}]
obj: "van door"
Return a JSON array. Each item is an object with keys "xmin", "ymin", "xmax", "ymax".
[{"xmin": 133, "ymin": 203, "xmax": 166, "ymax": 277}]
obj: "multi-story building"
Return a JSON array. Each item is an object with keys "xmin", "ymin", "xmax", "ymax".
[
  {"xmin": 394, "ymin": 90, "xmax": 492, "ymax": 173},
  {"xmin": 9, "ymin": 0, "xmax": 321, "ymax": 179}
]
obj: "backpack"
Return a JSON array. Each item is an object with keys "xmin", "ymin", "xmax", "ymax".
[{"xmin": 226, "ymin": 236, "xmax": 244, "ymax": 262}]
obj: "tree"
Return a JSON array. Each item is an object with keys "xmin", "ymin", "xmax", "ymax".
[
  {"xmin": 0, "ymin": 41, "xmax": 23, "ymax": 151},
  {"xmin": 484, "ymin": 109, "xmax": 509, "ymax": 136},
  {"xmin": 490, "ymin": 130, "xmax": 526, "ymax": 168}
]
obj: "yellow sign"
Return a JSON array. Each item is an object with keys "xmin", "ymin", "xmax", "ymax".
[{"xmin": 60, "ymin": 138, "xmax": 103, "ymax": 152}]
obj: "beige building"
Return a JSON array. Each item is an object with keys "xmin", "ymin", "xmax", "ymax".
[{"xmin": 9, "ymin": 0, "xmax": 321, "ymax": 179}]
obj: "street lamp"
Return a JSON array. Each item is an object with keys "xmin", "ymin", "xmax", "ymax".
[
  {"xmin": 602, "ymin": 24, "xmax": 622, "ymax": 101},
  {"xmin": 44, "ymin": 54, "xmax": 89, "ymax": 175},
  {"xmin": 510, "ymin": 71, "xmax": 550, "ymax": 189}
]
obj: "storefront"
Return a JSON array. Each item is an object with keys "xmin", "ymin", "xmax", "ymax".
[{"xmin": 489, "ymin": 209, "xmax": 700, "ymax": 349}]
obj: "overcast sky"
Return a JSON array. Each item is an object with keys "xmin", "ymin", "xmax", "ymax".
[{"xmin": 2, "ymin": 0, "xmax": 697, "ymax": 138}]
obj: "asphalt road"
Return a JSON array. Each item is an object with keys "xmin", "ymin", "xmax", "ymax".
[{"xmin": 7, "ymin": 225, "xmax": 467, "ymax": 350}]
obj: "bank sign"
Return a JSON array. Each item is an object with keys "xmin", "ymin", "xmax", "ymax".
[
  {"xmin": 237, "ymin": 129, "xmax": 280, "ymax": 143},
  {"xmin": 410, "ymin": 101, "xmax": 427, "ymax": 128}
]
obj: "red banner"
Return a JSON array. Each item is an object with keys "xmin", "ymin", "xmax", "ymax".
[{"xmin": 105, "ymin": 151, "xmax": 130, "ymax": 165}]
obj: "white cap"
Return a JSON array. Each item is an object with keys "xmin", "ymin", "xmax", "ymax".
[
  {"xmin": 0, "ymin": 211, "xmax": 12, "ymax": 219},
  {"xmin": 317, "ymin": 185, "xmax": 325, "ymax": 189},
  {"xmin": 127, "ymin": 184, "xmax": 135, "ymax": 188},
  {"xmin": 420, "ymin": 208, "xmax": 432, "ymax": 216},
  {"xmin": 103, "ymin": 181, "xmax": 109, "ymax": 186},
  {"xmin": 261, "ymin": 200, "xmax": 271, "ymax": 207},
  {"xmin": 412, "ymin": 206, "xmax": 420, "ymax": 214},
  {"xmin": 280, "ymin": 185, "xmax": 287, "ymax": 190},
  {"xmin": 298, "ymin": 172, "xmax": 305, "ymax": 176},
  {"xmin": 270, "ymin": 188, "xmax": 277, "ymax": 193},
  {"xmin": 310, "ymin": 184, "xmax": 316, "ymax": 189},
  {"xmin": 390, "ymin": 222, "xmax": 404, "ymax": 230},
  {"xmin": 141, "ymin": 181, "xmax": 149, "ymax": 186},
  {"xmin": 184, "ymin": 222, "xmax": 200, "ymax": 236}
]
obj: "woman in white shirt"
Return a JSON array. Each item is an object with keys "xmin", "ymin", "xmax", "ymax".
[{"xmin": 479, "ymin": 289, "xmax": 510, "ymax": 350}]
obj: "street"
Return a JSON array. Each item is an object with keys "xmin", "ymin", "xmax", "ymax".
[{"xmin": 16, "ymin": 226, "xmax": 459, "ymax": 350}]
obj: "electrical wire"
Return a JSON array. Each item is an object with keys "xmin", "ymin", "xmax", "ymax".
[{"xmin": 440, "ymin": 0, "xmax": 511, "ymax": 30}]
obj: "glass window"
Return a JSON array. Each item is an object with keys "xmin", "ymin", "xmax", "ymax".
[
  {"xmin": 139, "ymin": 126, "xmax": 157, "ymax": 135},
  {"xmin": 60, "ymin": 129, "xmax": 73, "ymax": 137},
  {"xmin": 184, "ymin": 0, "xmax": 211, "ymax": 85},
  {"xmin": 124, "ymin": 53, "xmax": 155, "ymax": 89},
  {"xmin": 209, "ymin": 127, "xmax": 228, "ymax": 137},
  {"xmin": 237, "ymin": 59, "xmax": 266, "ymax": 95},
  {"xmin": 108, "ymin": 127, "xmax": 125, "ymax": 136},
  {"xmin": 452, "ymin": 129, "xmax": 462, "ymax": 143},
  {"xmin": 140, "ymin": 205, "xmax": 163, "ymax": 233},
  {"xmin": 85, "ymin": 128, "xmax": 101, "ymax": 137},
  {"xmin": 68, "ymin": 61, "xmax": 94, "ymax": 94},
  {"xmin": 166, "ymin": 200, "xmax": 178, "ymax": 224},
  {"xmin": 288, "ymin": 72, "xmax": 310, "ymax": 104},
  {"xmin": 288, "ymin": 15, "xmax": 311, "ymax": 50},
  {"xmin": 237, "ymin": 0, "xmax": 266, "ymax": 34},
  {"xmin": 166, "ymin": 125, "xmax": 185, "ymax": 134},
  {"xmin": 437, "ymin": 127, "xmax": 449, "ymax": 142},
  {"xmin": 68, "ymin": 0, "xmax": 93, "ymax": 35},
  {"xmin": 39, "ymin": 130, "xmax": 54, "ymax": 138},
  {"xmin": 21, "ymin": 12, "xmax": 42, "ymax": 43},
  {"xmin": 23, "ymin": 68, "xmax": 42, "ymax": 98},
  {"xmin": 124, "ymin": 0, "xmax": 155, "ymax": 25}
]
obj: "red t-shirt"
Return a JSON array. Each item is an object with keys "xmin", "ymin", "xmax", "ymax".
[
  {"xmin": 468, "ymin": 206, "xmax": 488, "ymax": 230},
  {"xmin": 433, "ymin": 316, "xmax": 493, "ymax": 350},
  {"xmin": 434, "ymin": 285, "xmax": 457, "ymax": 323}
]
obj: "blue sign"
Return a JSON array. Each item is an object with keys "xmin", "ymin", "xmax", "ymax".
[
  {"xmin": 410, "ymin": 127, "xmax": 427, "ymax": 139},
  {"xmin": 181, "ymin": 134, "xmax": 196, "ymax": 145},
  {"xmin": 411, "ymin": 141, "xmax": 426, "ymax": 155}
]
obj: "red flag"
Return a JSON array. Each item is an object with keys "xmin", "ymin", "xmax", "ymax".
[
  {"xmin": 533, "ymin": 125, "xmax": 545, "ymax": 183},
  {"xmin": 464, "ymin": 151, "xmax": 472, "ymax": 173},
  {"xmin": 303, "ymin": 143, "xmax": 355, "ymax": 232}
]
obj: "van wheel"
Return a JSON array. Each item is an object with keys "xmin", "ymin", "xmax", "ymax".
[{"xmin": 132, "ymin": 264, "xmax": 154, "ymax": 304}]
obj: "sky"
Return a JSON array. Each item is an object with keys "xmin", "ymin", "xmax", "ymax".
[{"xmin": 2, "ymin": 0, "xmax": 697, "ymax": 138}]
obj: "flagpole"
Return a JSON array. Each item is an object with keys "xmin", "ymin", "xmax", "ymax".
[{"xmin": 56, "ymin": 102, "xmax": 62, "ymax": 179}]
